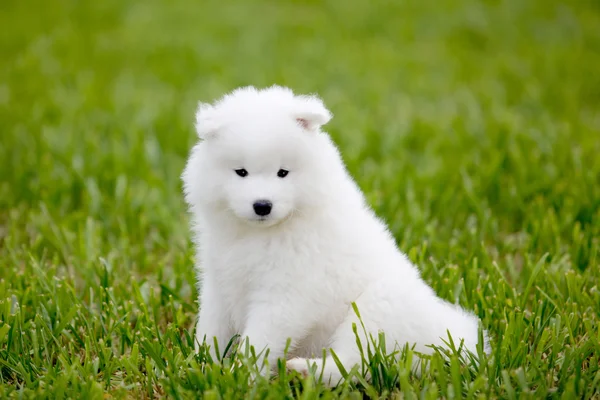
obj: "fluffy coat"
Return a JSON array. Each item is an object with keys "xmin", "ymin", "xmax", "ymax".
[{"xmin": 182, "ymin": 85, "xmax": 488, "ymax": 385}]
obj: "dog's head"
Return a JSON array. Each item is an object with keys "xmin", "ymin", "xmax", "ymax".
[{"xmin": 183, "ymin": 86, "xmax": 335, "ymax": 228}]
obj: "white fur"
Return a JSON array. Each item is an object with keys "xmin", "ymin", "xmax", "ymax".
[{"xmin": 182, "ymin": 85, "xmax": 489, "ymax": 386}]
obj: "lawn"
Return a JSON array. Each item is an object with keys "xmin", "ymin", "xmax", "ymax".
[{"xmin": 1, "ymin": 0, "xmax": 599, "ymax": 398}]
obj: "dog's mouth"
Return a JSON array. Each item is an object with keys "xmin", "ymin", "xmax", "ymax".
[
  {"xmin": 241, "ymin": 215, "xmax": 272, "ymax": 225},
  {"xmin": 245, "ymin": 214, "xmax": 289, "ymax": 227},
  {"xmin": 235, "ymin": 208, "xmax": 295, "ymax": 227}
]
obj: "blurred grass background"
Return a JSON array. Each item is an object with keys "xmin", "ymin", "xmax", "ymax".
[{"xmin": 1, "ymin": 0, "xmax": 599, "ymax": 398}]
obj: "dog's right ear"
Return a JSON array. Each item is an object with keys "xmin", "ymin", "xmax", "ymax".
[
  {"xmin": 195, "ymin": 102, "xmax": 220, "ymax": 139},
  {"xmin": 293, "ymin": 95, "xmax": 332, "ymax": 132}
]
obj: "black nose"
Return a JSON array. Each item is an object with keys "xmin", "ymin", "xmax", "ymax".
[{"xmin": 253, "ymin": 200, "xmax": 272, "ymax": 216}]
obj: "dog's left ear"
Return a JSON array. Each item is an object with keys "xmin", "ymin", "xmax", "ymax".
[
  {"xmin": 294, "ymin": 95, "xmax": 332, "ymax": 131},
  {"xmin": 195, "ymin": 102, "xmax": 220, "ymax": 139}
]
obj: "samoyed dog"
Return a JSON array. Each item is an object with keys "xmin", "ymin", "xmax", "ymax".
[{"xmin": 182, "ymin": 85, "xmax": 489, "ymax": 385}]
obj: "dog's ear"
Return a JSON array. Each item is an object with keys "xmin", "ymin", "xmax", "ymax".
[
  {"xmin": 195, "ymin": 102, "xmax": 220, "ymax": 139},
  {"xmin": 294, "ymin": 95, "xmax": 332, "ymax": 131}
]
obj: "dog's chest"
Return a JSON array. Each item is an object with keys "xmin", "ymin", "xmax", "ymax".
[{"xmin": 210, "ymin": 235, "xmax": 356, "ymax": 329}]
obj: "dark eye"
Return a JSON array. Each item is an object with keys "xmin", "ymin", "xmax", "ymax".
[
  {"xmin": 277, "ymin": 169, "xmax": 289, "ymax": 178},
  {"xmin": 235, "ymin": 169, "xmax": 248, "ymax": 177}
]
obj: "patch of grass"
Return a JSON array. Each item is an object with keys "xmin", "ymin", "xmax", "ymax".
[{"xmin": 1, "ymin": 0, "xmax": 599, "ymax": 397}]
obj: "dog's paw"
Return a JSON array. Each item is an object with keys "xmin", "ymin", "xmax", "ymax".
[{"xmin": 286, "ymin": 357, "xmax": 310, "ymax": 378}]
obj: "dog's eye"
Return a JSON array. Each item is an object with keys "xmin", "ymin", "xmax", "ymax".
[
  {"xmin": 235, "ymin": 169, "xmax": 248, "ymax": 177},
  {"xmin": 277, "ymin": 169, "xmax": 289, "ymax": 178}
]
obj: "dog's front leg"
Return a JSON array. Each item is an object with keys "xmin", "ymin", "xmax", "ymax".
[
  {"xmin": 195, "ymin": 278, "xmax": 233, "ymax": 362},
  {"xmin": 240, "ymin": 305, "xmax": 296, "ymax": 376}
]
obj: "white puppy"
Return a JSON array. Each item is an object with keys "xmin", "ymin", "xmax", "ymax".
[{"xmin": 182, "ymin": 86, "xmax": 488, "ymax": 385}]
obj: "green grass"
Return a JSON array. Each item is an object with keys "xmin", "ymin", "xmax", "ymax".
[{"xmin": 1, "ymin": 0, "xmax": 599, "ymax": 397}]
